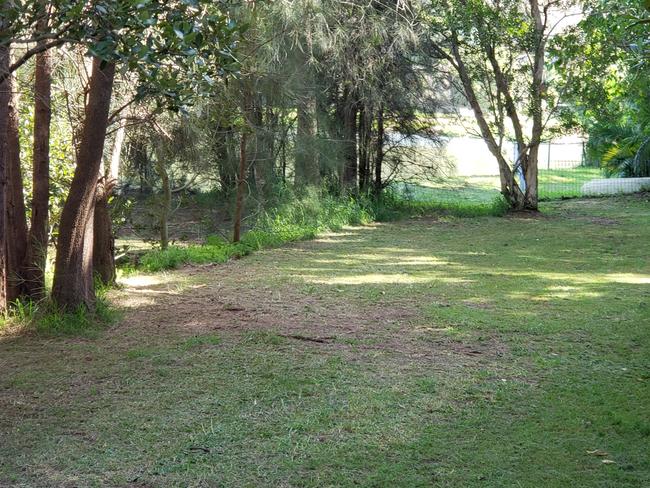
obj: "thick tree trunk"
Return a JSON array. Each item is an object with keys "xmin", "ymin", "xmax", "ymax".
[
  {"xmin": 24, "ymin": 48, "xmax": 52, "ymax": 299},
  {"xmin": 93, "ymin": 124, "xmax": 124, "ymax": 285},
  {"xmin": 93, "ymin": 178, "xmax": 116, "ymax": 283},
  {"xmin": 524, "ymin": 145, "xmax": 539, "ymax": 210},
  {"xmin": 374, "ymin": 106, "xmax": 384, "ymax": 196},
  {"xmin": 51, "ymin": 58, "xmax": 115, "ymax": 311},
  {"xmin": 6, "ymin": 82, "xmax": 29, "ymax": 301},
  {"xmin": 295, "ymin": 94, "xmax": 319, "ymax": 186},
  {"xmin": 0, "ymin": 44, "xmax": 10, "ymax": 311}
]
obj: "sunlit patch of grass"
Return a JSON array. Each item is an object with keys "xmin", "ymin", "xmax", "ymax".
[
  {"xmin": 395, "ymin": 166, "xmax": 606, "ymax": 202},
  {"xmin": 538, "ymin": 167, "xmax": 603, "ymax": 199}
]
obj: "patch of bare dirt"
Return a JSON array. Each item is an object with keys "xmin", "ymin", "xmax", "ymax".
[
  {"xmin": 585, "ymin": 216, "xmax": 620, "ymax": 226},
  {"xmin": 110, "ymin": 253, "xmax": 508, "ymax": 368},
  {"xmin": 505, "ymin": 209, "xmax": 550, "ymax": 220}
]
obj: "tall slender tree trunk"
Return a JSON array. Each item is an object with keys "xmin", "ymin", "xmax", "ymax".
[
  {"xmin": 93, "ymin": 177, "xmax": 117, "ymax": 283},
  {"xmin": 0, "ymin": 44, "xmax": 11, "ymax": 311},
  {"xmin": 358, "ymin": 102, "xmax": 372, "ymax": 192},
  {"xmin": 295, "ymin": 94, "xmax": 319, "ymax": 186},
  {"xmin": 154, "ymin": 157, "xmax": 171, "ymax": 250},
  {"xmin": 51, "ymin": 58, "xmax": 115, "ymax": 311},
  {"xmin": 341, "ymin": 88, "xmax": 358, "ymax": 191},
  {"xmin": 217, "ymin": 126, "xmax": 238, "ymax": 193},
  {"xmin": 6, "ymin": 81, "xmax": 29, "ymax": 302},
  {"xmin": 524, "ymin": 148, "xmax": 539, "ymax": 210},
  {"xmin": 523, "ymin": 0, "xmax": 545, "ymax": 211},
  {"xmin": 233, "ymin": 133, "xmax": 247, "ymax": 243},
  {"xmin": 24, "ymin": 47, "xmax": 52, "ymax": 299},
  {"xmin": 374, "ymin": 106, "xmax": 384, "ymax": 196},
  {"xmin": 249, "ymin": 97, "xmax": 275, "ymax": 198},
  {"xmin": 93, "ymin": 124, "xmax": 124, "ymax": 285}
]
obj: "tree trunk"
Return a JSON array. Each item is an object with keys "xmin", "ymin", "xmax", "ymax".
[
  {"xmin": 6, "ymin": 80, "xmax": 29, "ymax": 302},
  {"xmin": 218, "ymin": 126, "xmax": 238, "ymax": 193},
  {"xmin": 250, "ymin": 97, "xmax": 275, "ymax": 198},
  {"xmin": 51, "ymin": 58, "xmax": 115, "ymax": 311},
  {"xmin": 341, "ymin": 88, "xmax": 358, "ymax": 191},
  {"xmin": 0, "ymin": 44, "xmax": 10, "ymax": 311},
  {"xmin": 154, "ymin": 158, "xmax": 171, "ymax": 250},
  {"xmin": 233, "ymin": 133, "xmax": 247, "ymax": 243},
  {"xmin": 358, "ymin": 102, "xmax": 372, "ymax": 193},
  {"xmin": 295, "ymin": 94, "xmax": 319, "ymax": 186},
  {"xmin": 24, "ymin": 47, "xmax": 52, "ymax": 299},
  {"xmin": 524, "ymin": 0, "xmax": 545, "ymax": 211},
  {"xmin": 93, "ymin": 178, "xmax": 116, "ymax": 283},
  {"xmin": 374, "ymin": 106, "xmax": 384, "ymax": 196},
  {"xmin": 524, "ymin": 145, "xmax": 539, "ymax": 210},
  {"xmin": 93, "ymin": 124, "xmax": 124, "ymax": 285}
]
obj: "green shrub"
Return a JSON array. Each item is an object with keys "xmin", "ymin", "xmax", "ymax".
[
  {"xmin": 138, "ymin": 185, "xmax": 504, "ymax": 272},
  {"xmin": 139, "ymin": 189, "xmax": 373, "ymax": 272}
]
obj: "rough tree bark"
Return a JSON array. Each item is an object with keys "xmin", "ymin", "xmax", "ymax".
[
  {"xmin": 93, "ymin": 124, "xmax": 125, "ymax": 285},
  {"xmin": 6, "ymin": 82, "xmax": 29, "ymax": 301},
  {"xmin": 23, "ymin": 47, "xmax": 52, "ymax": 299},
  {"xmin": 0, "ymin": 44, "xmax": 10, "ymax": 311},
  {"xmin": 93, "ymin": 177, "xmax": 117, "ymax": 283},
  {"xmin": 51, "ymin": 58, "xmax": 115, "ymax": 311}
]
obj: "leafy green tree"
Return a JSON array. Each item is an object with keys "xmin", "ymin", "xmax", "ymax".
[
  {"xmin": 423, "ymin": 0, "xmax": 574, "ymax": 210},
  {"xmin": 552, "ymin": 0, "xmax": 650, "ymax": 177}
]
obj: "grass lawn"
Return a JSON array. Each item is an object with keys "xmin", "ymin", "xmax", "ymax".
[
  {"xmin": 398, "ymin": 167, "xmax": 604, "ymax": 203},
  {"xmin": 1, "ymin": 196, "xmax": 649, "ymax": 487}
]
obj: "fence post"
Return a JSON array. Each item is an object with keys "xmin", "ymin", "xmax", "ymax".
[{"xmin": 547, "ymin": 141, "xmax": 551, "ymax": 170}]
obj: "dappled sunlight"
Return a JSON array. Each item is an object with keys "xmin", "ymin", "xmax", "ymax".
[
  {"xmin": 394, "ymin": 256, "xmax": 456, "ymax": 266},
  {"xmin": 604, "ymin": 273, "xmax": 650, "ymax": 284},
  {"xmin": 539, "ymin": 287, "xmax": 603, "ymax": 300},
  {"xmin": 311, "ymin": 237, "xmax": 367, "ymax": 244},
  {"xmin": 117, "ymin": 273, "xmax": 205, "ymax": 301},
  {"xmin": 308, "ymin": 273, "xmax": 473, "ymax": 286},
  {"xmin": 469, "ymin": 270, "xmax": 649, "ymax": 287},
  {"xmin": 120, "ymin": 275, "xmax": 167, "ymax": 288},
  {"xmin": 117, "ymin": 295, "xmax": 158, "ymax": 308}
]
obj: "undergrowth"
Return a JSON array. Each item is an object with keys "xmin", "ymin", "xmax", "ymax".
[
  {"xmin": 140, "ymin": 189, "xmax": 373, "ymax": 272},
  {"xmin": 0, "ymin": 284, "xmax": 119, "ymax": 336},
  {"xmin": 138, "ymin": 186, "xmax": 507, "ymax": 272}
]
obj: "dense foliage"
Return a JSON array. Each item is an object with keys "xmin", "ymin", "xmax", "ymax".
[{"xmin": 553, "ymin": 0, "xmax": 650, "ymax": 176}]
